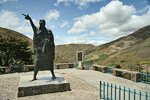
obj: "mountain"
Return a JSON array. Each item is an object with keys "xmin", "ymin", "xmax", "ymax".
[
  {"xmin": 0, "ymin": 27, "xmax": 95, "ymax": 63},
  {"xmin": 55, "ymin": 44, "xmax": 95, "ymax": 63},
  {"xmin": 87, "ymin": 25, "xmax": 150, "ymax": 69},
  {"xmin": 2, "ymin": 25, "xmax": 150, "ymax": 70},
  {"xmin": 0, "ymin": 27, "xmax": 33, "ymax": 50}
]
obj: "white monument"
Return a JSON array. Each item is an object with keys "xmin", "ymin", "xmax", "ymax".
[{"xmin": 76, "ymin": 51, "xmax": 84, "ymax": 69}]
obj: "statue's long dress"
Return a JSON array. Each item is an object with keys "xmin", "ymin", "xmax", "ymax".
[{"xmin": 33, "ymin": 27, "xmax": 55, "ymax": 70}]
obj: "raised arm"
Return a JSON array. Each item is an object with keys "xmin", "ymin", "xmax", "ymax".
[{"xmin": 22, "ymin": 14, "xmax": 36, "ymax": 34}]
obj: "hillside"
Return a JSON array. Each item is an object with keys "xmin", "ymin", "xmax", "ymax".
[
  {"xmin": 55, "ymin": 44, "xmax": 95, "ymax": 63},
  {"xmin": 2, "ymin": 25, "xmax": 150, "ymax": 70},
  {"xmin": 87, "ymin": 25, "xmax": 150, "ymax": 70},
  {"xmin": 0, "ymin": 27, "xmax": 95, "ymax": 63},
  {"xmin": 0, "ymin": 27, "xmax": 33, "ymax": 50}
]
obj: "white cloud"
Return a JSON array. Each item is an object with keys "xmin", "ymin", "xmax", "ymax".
[
  {"xmin": 67, "ymin": 35, "xmax": 106, "ymax": 46},
  {"xmin": 61, "ymin": 21, "xmax": 70, "ymax": 28},
  {"xmin": 68, "ymin": 0, "xmax": 150, "ymax": 37},
  {"xmin": 82, "ymin": 31, "xmax": 96, "ymax": 37},
  {"xmin": 26, "ymin": 35, "xmax": 33, "ymax": 39},
  {"xmin": 67, "ymin": 20, "xmax": 88, "ymax": 34},
  {"xmin": 54, "ymin": 0, "xmax": 103, "ymax": 10},
  {"xmin": 15, "ymin": 25, "xmax": 32, "ymax": 33},
  {"xmin": 55, "ymin": 35, "xmax": 60, "ymax": 39},
  {"xmin": 0, "ymin": 10, "xmax": 20, "ymax": 29},
  {"xmin": 54, "ymin": 35, "xmax": 67, "ymax": 45},
  {"xmin": 68, "ymin": 37, "xmax": 87, "ymax": 44},
  {"xmin": 88, "ymin": 40, "xmax": 106, "ymax": 46},
  {"xmin": 45, "ymin": 10, "xmax": 60, "ymax": 22},
  {"xmin": 50, "ymin": 25, "xmax": 55, "ymax": 29},
  {"xmin": 82, "ymin": 34, "xmax": 88, "ymax": 37},
  {"xmin": 137, "ymin": 5, "xmax": 150, "ymax": 13},
  {"xmin": 0, "ymin": 0, "xmax": 17, "ymax": 3},
  {"xmin": 0, "ymin": 10, "xmax": 38, "ymax": 35},
  {"xmin": 89, "ymin": 31, "xmax": 96, "ymax": 36}
]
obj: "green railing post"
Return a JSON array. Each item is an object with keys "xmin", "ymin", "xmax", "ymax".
[
  {"xmin": 115, "ymin": 84, "xmax": 116, "ymax": 100},
  {"xmin": 119, "ymin": 85, "xmax": 121, "ymax": 100},
  {"xmin": 128, "ymin": 88, "xmax": 130, "ymax": 100},
  {"xmin": 139, "ymin": 90, "xmax": 141, "ymax": 100},
  {"xmin": 134, "ymin": 89, "xmax": 136, "ymax": 100},
  {"xmin": 107, "ymin": 83, "xmax": 109, "ymax": 100},
  {"xmin": 145, "ymin": 92, "xmax": 147, "ymax": 100},
  {"xmin": 103, "ymin": 82, "xmax": 105, "ymax": 99},
  {"xmin": 123, "ymin": 86, "xmax": 125, "ymax": 100},
  {"xmin": 100, "ymin": 81, "xmax": 101, "ymax": 99},
  {"xmin": 111, "ymin": 83, "xmax": 112, "ymax": 100}
]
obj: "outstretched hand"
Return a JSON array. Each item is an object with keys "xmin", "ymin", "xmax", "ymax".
[{"xmin": 22, "ymin": 14, "xmax": 31, "ymax": 20}]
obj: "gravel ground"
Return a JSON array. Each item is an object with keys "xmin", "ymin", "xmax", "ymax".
[
  {"xmin": 0, "ymin": 71, "xmax": 99, "ymax": 100},
  {"xmin": 0, "ymin": 68, "xmax": 149, "ymax": 100}
]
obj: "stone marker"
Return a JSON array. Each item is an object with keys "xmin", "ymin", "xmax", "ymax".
[{"xmin": 76, "ymin": 51, "xmax": 84, "ymax": 70}]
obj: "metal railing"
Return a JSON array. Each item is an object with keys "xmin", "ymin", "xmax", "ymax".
[
  {"xmin": 140, "ymin": 72, "xmax": 150, "ymax": 84},
  {"xmin": 99, "ymin": 81, "xmax": 150, "ymax": 100}
]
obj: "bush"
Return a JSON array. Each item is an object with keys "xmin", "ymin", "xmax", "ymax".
[
  {"xmin": 115, "ymin": 64, "xmax": 121, "ymax": 68},
  {"xmin": 121, "ymin": 73, "xmax": 131, "ymax": 80}
]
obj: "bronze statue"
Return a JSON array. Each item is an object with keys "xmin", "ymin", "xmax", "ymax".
[{"xmin": 22, "ymin": 14, "xmax": 56, "ymax": 81}]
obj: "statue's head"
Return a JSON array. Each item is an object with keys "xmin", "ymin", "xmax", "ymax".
[{"xmin": 39, "ymin": 19, "xmax": 46, "ymax": 27}]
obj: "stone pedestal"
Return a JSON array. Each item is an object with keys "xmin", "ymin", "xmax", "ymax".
[
  {"xmin": 18, "ymin": 74, "xmax": 71, "ymax": 97},
  {"xmin": 76, "ymin": 61, "xmax": 83, "ymax": 70}
]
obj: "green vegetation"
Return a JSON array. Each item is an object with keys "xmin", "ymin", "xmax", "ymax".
[
  {"xmin": 96, "ymin": 54, "xmax": 109, "ymax": 65},
  {"xmin": 96, "ymin": 42, "xmax": 115, "ymax": 51},
  {"xmin": 0, "ymin": 27, "xmax": 33, "ymax": 51},
  {"xmin": 55, "ymin": 44, "xmax": 95, "ymax": 63},
  {"xmin": 1, "ymin": 26, "xmax": 150, "ymax": 72},
  {"xmin": 115, "ymin": 64, "xmax": 121, "ymax": 68},
  {"xmin": 140, "ymin": 61, "xmax": 150, "ymax": 64},
  {"xmin": 121, "ymin": 73, "xmax": 131, "ymax": 80},
  {"xmin": 0, "ymin": 36, "xmax": 33, "ymax": 66},
  {"xmin": 85, "ymin": 51, "xmax": 99, "ymax": 60}
]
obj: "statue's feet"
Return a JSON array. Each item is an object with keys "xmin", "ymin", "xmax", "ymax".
[
  {"xmin": 29, "ymin": 78, "xmax": 37, "ymax": 82},
  {"xmin": 52, "ymin": 76, "xmax": 56, "ymax": 80}
]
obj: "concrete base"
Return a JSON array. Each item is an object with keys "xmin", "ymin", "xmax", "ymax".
[{"xmin": 18, "ymin": 74, "xmax": 71, "ymax": 97}]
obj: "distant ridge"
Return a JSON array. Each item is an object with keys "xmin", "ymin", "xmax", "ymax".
[
  {"xmin": 1, "ymin": 25, "xmax": 150, "ymax": 69},
  {"xmin": 0, "ymin": 27, "xmax": 95, "ymax": 63},
  {"xmin": 87, "ymin": 25, "xmax": 150, "ymax": 69},
  {"xmin": 0, "ymin": 27, "xmax": 33, "ymax": 50}
]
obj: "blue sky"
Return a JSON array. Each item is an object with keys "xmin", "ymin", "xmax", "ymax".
[{"xmin": 0, "ymin": 0, "xmax": 150, "ymax": 46}]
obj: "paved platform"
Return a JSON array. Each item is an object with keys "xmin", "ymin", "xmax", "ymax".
[{"xmin": 18, "ymin": 74, "xmax": 71, "ymax": 97}]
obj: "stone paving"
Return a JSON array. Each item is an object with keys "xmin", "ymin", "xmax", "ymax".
[{"xmin": 0, "ymin": 68, "xmax": 150, "ymax": 100}]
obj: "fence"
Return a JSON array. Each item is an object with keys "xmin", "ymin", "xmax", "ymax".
[
  {"xmin": 99, "ymin": 81, "xmax": 150, "ymax": 100},
  {"xmin": 140, "ymin": 72, "xmax": 150, "ymax": 84}
]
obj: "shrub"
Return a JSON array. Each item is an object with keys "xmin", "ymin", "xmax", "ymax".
[{"xmin": 115, "ymin": 64, "xmax": 121, "ymax": 68}]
